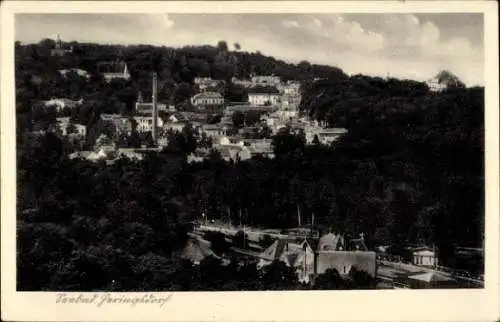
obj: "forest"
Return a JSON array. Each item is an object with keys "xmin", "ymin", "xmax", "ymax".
[{"xmin": 16, "ymin": 39, "xmax": 485, "ymax": 290}]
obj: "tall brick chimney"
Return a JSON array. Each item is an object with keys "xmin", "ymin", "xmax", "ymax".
[{"xmin": 152, "ymin": 72, "xmax": 158, "ymax": 145}]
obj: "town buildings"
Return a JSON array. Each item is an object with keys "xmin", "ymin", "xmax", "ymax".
[
  {"xmin": 426, "ymin": 70, "xmax": 464, "ymax": 92},
  {"xmin": 58, "ymin": 68, "xmax": 90, "ymax": 79},
  {"xmin": 232, "ymin": 75, "xmax": 282, "ymax": 89},
  {"xmin": 251, "ymin": 75, "xmax": 282, "ymax": 87},
  {"xmin": 56, "ymin": 117, "xmax": 87, "ymax": 137},
  {"xmin": 133, "ymin": 116, "xmax": 164, "ymax": 133},
  {"xmin": 311, "ymin": 128, "xmax": 349, "ymax": 145},
  {"xmin": 248, "ymin": 92, "xmax": 281, "ymax": 106},
  {"xmin": 315, "ymin": 233, "xmax": 377, "ymax": 278},
  {"xmin": 257, "ymin": 239, "xmax": 315, "ymax": 283},
  {"xmin": 163, "ymin": 121, "xmax": 187, "ymax": 132},
  {"xmin": 200, "ymin": 124, "xmax": 228, "ymax": 138},
  {"xmin": 100, "ymin": 114, "xmax": 133, "ymax": 135},
  {"xmin": 191, "ymin": 91, "xmax": 225, "ymax": 108},
  {"xmin": 280, "ymin": 82, "xmax": 301, "ymax": 96},
  {"xmin": 135, "ymin": 92, "xmax": 170, "ymax": 114},
  {"xmin": 194, "ymin": 77, "xmax": 224, "ymax": 91},
  {"xmin": 231, "ymin": 78, "xmax": 254, "ymax": 88}
]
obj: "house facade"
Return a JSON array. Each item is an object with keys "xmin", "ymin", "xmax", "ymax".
[
  {"xmin": 426, "ymin": 78, "xmax": 448, "ymax": 92},
  {"xmin": 201, "ymin": 124, "xmax": 227, "ymax": 138},
  {"xmin": 248, "ymin": 93, "xmax": 281, "ymax": 106},
  {"xmin": 251, "ymin": 75, "xmax": 282, "ymax": 87},
  {"xmin": 100, "ymin": 114, "xmax": 133, "ymax": 135},
  {"xmin": 281, "ymin": 82, "xmax": 301, "ymax": 96},
  {"xmin": 191, "ymin": 92, "xmax": 225, "ymax": 107},
  {"xmin": 412, "ymin": 248, "xmax": 438, "ymax": 267},
  {"xmin": 133, "ymin": 116, "xmax": 164, "ymax": 133}
]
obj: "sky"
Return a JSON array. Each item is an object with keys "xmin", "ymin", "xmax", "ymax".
[{"xmin": 15, "ymin": 13, "xmax": 484, "ymax": 86}]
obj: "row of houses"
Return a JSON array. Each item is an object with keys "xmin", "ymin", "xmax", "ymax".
[{"xmin": 184, "ymin": 229, "xmax": 376, "ymax": 284}]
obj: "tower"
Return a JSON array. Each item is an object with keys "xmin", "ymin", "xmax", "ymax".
[{"xmin": 151, "ymin": 72, "xmax": 158, "ymax": 145}]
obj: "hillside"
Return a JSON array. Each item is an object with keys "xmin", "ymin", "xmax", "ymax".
[{"xmin": 15, "ymin": 40, "xmax": 485, "ymax": 290}]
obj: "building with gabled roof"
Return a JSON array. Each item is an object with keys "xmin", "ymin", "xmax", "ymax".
[
  {"xmin": 191, "ymin": 91, "xmax": 225, "ymax": 107},
  {"xmin": 257, "ymin": 239, "xmax": 315, "ymax": 283},
  {"xmin": 411, "ymin": 247, "xmax": 438, "ymax": 267},
  {"xmin": 315, "ymin": 232, "xmax": 376, "ymax": 278}
]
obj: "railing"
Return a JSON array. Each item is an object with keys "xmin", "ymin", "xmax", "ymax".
[{"xmin": 377, "ymin": 259, "xmax": 484, "ymax": 284}]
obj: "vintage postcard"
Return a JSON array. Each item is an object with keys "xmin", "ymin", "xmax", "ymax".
[{"xmin": 1, "ymin": 1, "xmax": 499, "ymax": 321}]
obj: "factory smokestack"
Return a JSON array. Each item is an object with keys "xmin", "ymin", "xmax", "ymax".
[{"xmin": 152, "ymin": 72, "xmax": 158, "ymax": 145}]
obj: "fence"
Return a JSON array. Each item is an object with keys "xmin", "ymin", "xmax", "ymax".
[{"xmin": 378, "ymin": 259, "xmax": 484, "ymax": 284}]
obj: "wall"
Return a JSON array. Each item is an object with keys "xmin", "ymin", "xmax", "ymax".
[{"xmin": 316, "ymin": 251, "xmax": 377, "ymax": 277}]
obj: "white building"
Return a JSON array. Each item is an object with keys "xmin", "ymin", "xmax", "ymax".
[
  {"xmin": 231, "ymin": 78, "xmax": 254, "ymax": 88},
  {"xmin": 200, "ymin": 124, "xmax": 228, "ymax": 139},
  {"xmin": 248, "ymin": 93, "xmax": 281, "ymax": 106},
  {"xmin": 133, "ymin": 116, "xmax": 164, "ymax": 133},
  {"xmin": 412, "ymin": 248, "xmax": 439, "ymax": 267},
  {"xmin": 44, "ymin": 98, "xmax": 83, "ymax": 112},
  {"xmin": 58, "ymin": 68, "xmax": 90, "ymax": 79},
  {"xmin": 426, "ymin": 78, "xmax": 448, "ymax": 92},
  {"xmin": 194, "ymin": 77, "xmax": 223, "ymax": 90},
  {"xmin": 251, "ymin": 75, "xmax": 282, "ymax": 87}
]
